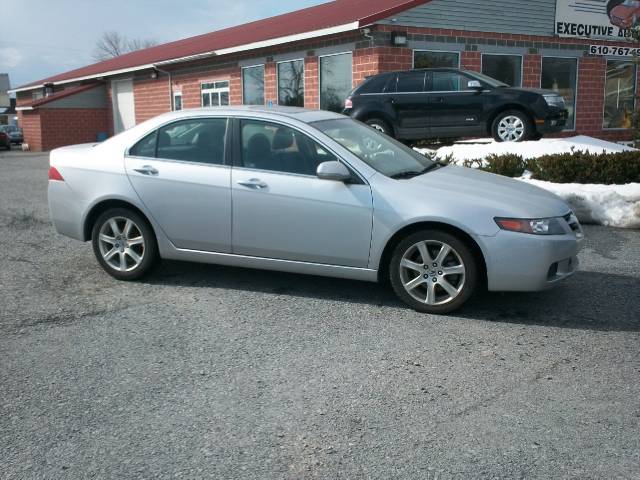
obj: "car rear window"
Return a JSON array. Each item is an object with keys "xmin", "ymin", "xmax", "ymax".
[{"xmin": 355, "ymin": 75, "xmax": 392, "ymax": 94}]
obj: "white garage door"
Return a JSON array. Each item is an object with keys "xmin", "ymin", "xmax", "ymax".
[{"xmin": 112, "ymin": 79, "xmax": 135, "ymax": 133}]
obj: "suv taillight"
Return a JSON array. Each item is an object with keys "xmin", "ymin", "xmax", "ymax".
[{"xmin": 344, "ymin": 97, "xmax": 353, "ymax": 109}]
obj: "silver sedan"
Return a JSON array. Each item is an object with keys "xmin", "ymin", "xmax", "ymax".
[{"xmin": 48, "ymin": 107, "xmax": 583, "ymax": 313}]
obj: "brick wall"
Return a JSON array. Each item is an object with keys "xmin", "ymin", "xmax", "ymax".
[
  {"xmin": 38, "ymin": 108, "xmax": 108, "ymax": 151},
  {"xmin": 18, "ymin": 111, "xmax": 43, "ymax": 151},
  {"xmin": 460, "ymin": 51, "xmax": 481, "ymax": 71},
  {"xmin": 353, "ymin": 48, "xmax": 380, "ymax": 86},
  {"xmin": 134, "ymin": 76, "xmax": 171, "ymax": 124},
  {"xmin": 575, "ymin": 57, "xmax": 607, "ymax": 138},
  {"xmin": 304, "ymin": 56, "xmax": 319, "ymax": 109},
  {"xmin": 522, "ymin": 54, "xmax": 542, "ymax": 88},
  {"xmin": 265, "ymin": 62, "xmax": 277, "ymax": 105}
]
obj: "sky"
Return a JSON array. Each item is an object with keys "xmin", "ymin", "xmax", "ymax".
[{"xmin": 0, "ymin": 0, "xmax": 326, "ymax": 89}]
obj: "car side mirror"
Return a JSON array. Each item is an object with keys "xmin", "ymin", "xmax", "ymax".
[
  {"xmin": 317, "ymin": 161, "xmax": 351, "ymax": 182},
  {"xmin": 468, "ymin": 80, "xmax": 483, "ymax": 91}
]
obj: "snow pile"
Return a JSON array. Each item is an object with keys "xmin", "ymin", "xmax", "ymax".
[
  {"xmin": 415, "ymin": 135, "xmax": 635, "ymax": 163},
  {"xmin": 518, "ymin": 178, "xmax": 640, "ymax": 229}
]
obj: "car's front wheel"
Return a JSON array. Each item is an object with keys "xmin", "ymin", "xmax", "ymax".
[
  {"xmin": 492, "ymin": 110, "xmax": 533, "ymax": 143},
  {"xmin": 389, "ymin": 230, "xmax": 478, "ymax": 314},
  {"xmin": 365, "ymin": 118, "xmax": 393, "ymax": 137},
  {"xmin": 91, "ymin": 208, "xmax": 158, "ymax": 280}
]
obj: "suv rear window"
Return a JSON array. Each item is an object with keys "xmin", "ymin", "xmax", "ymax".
[{"xmin": 355, "ymin": 75, "xmax": 392, "ymax": 94}]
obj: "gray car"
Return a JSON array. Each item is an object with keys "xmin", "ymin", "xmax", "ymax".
[{"xmin": 48, "ymin": 107, "xmax": 583, "ymax": 313}]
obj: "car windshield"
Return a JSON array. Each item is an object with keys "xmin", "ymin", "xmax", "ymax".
[
  {"xmin": 466, "ymin": 71, "xmax": 509, "ymax": 88},
  {"xmin": 312, "ymin": 118, "xmax": 437, "ymax": 178}
]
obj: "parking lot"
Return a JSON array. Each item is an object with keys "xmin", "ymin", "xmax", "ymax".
[{"xmin": 0, "ymin": 150, "xmax": 638, "ymax": 479}]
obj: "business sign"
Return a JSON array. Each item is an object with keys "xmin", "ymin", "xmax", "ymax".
[{"xmin": 555, "ymin": 0, "xmax": 639, "ymax": 40}]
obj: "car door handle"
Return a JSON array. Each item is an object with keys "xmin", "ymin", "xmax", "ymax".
[
  {"xmin": 134, "ymin": 165, "xmax": 159, "ymax": 176},
  {"xmin": 237, "ymin": 178, "xmax": 268, "ymax": 190}
]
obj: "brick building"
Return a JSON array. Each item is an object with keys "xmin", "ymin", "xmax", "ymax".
[{"xmin": 12, "ymin": 0, "xmax": 640, "ymax": 151}]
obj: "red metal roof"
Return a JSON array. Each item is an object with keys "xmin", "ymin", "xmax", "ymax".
[{"xmin": 17, "ymin": 0, "xmax": 430, "ymax": 90}]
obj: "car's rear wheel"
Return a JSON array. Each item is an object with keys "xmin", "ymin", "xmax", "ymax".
[
  {"xmin": 389, "ymin": 230, "xmax": 478, "ymax": 314},
  {"xmin": 91, "ymin": 208, "xmax": 158, "ymax": 281},
  {"xmin": 365, "ymin": 118, "xmax": 393, "ymax": 137},
  {"xmin": 492, "ymin": 110, "xmax": 533, "ymax": 143}
]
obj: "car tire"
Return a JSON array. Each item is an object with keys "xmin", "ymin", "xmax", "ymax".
[
  {"xmin": 365, "ymin": 118, "xmax": 393, "ymax": 137},
  {"xmin": 389, "ymin": 230, "xmax": 478, "ymax": 314},
  {"xmin": 6, "ymin": 143, "xmax": 10, "ymax": 151},
  {"xmin": 91, "ymin": 208, "xmax": 158, "ymax": 281},
  {"xmin": 491, "ymin": 110, "xmax": 533, "ymax": 143}
]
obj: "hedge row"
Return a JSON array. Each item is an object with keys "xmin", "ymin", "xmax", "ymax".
[{"xmin": 436, "ymin": 150, "xmax": 640, "ymax": 184}]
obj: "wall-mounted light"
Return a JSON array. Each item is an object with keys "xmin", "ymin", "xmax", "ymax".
[
  {"xmin": 150, "ymin": 70, "xmax": 158, "ymax": 79},
  {"xmin": 391, "ymin": 31, "xmax": 408, "ymax": 47}
]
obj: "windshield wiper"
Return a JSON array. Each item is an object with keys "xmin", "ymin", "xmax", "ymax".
[{"xmin": 390, "ymin": 162, "xmax": 443, "ymax": 180}]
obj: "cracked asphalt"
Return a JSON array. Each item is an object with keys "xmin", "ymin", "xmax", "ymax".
[{"xmin": 1, "ymin": 151, "xmax": 639, "ymax": 479}]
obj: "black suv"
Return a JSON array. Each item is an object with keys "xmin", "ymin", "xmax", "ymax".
[{"xmin": 343, "ymin": 68, "xmax": 568, "ymax": 142}]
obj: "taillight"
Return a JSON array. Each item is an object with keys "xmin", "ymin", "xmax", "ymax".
[
  {"xmin": 344, "ymin": 97, "xmax": 353, "ymax": 109},
  {"xmin": 48, "ymin": 166, "xmax": 64, "ymax": 181}
]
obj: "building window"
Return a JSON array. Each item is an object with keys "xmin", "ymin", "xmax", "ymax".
[
  {"xmin": 482, "ymin": 54, "xmax": 522, "ymax": 87},
  {"xmin": 277, "ymin": 59, "xmax": 304, "ymax": 107},
  {"xmin": 320, "ymin": 53, "xmax": 352, "ymax": 112},
  {"xmin": 173, "ymin": 92, "xmax": 183, "ymax": 111},
  {"xmin": 201, "ymin": 81, "xmax": 229, "ymax": 107},
  {"xmin": 243, "ymin": 65, "xmax": 265, "ymax": 106},
  {"xmin": 604, "ymin": 60, "xmax": 636, "ymax": 129},
  {"xmin": 541, "ymin": 57, "xmax": 577, "ymax": 130},
  {"xmin": 414, "ymin": 51, "xmax": 459, "ymax": 69}
]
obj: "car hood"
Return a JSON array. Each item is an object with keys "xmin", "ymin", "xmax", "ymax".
[
  {"xmin": 498, "ymin": 86, "xmax": 554, "ymax": 95},
  {"xmin": 405, "ymin": 165, "xmax": 570, "ymax": 218}
]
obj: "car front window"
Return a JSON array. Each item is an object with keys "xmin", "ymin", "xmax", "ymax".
[{"xmin": 312, "ymin": 119, "xmax": 436, "ymax": 178}]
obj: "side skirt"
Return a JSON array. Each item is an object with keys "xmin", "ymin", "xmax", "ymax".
[{"xmin": 162, "ymin": 248, "xmax": 379, "ymax": 283}]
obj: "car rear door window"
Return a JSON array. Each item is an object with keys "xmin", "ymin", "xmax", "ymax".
[
  {"xmin": 130, "ymin": 118, "xmax": 228, "ymax": 165},
  {"xmin": 240, "ymin": 120, "xmax": 336, "ymax": 176},
  {"xmin": 396, "ymin": 72, "xmax": 426, "ymax": 93}
]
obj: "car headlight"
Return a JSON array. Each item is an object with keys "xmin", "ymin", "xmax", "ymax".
[
  {"xmin": 495, "ymin": 217, "xmax": 566, "ymax": 235},
  {"xmin": 543, "ymin": 94, "xmax": 565, "ymax": 108}
]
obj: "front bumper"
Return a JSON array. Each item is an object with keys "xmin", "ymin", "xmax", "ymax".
[
  {"xmin": 535, "ymin": 108, "xmax": 569, "ymax": 134},
  {"xmin": 478, "ymin": 229, "xmax": 584, "ymax": 292}
]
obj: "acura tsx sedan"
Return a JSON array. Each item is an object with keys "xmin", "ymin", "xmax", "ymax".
[{"xmin": 48, "ymin": 107, "xmax": 583, "ymax": 314}]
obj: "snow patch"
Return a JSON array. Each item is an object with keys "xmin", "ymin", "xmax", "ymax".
[
  {"xmin": 517, "ymin": 179, "xmax": 640, "ymax": 229},
  {"xmin": 415, "ymin": 136, "xmax": 635, "ymax": 163}
]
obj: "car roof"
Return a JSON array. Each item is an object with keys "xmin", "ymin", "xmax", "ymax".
[{"xmin": 152, "ymin": 106, "xmax": 345, "ymax": 124}]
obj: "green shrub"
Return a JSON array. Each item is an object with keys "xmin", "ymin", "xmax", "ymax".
[
  {"xmin": 419, "ymin": 148, "xmax": 640, "ymax": 184},
  {"xmin": 482, "ymin": 153, "xmax": 527, "ymax": 178},
  {"xmin": 528, "ymin": 150, "xmax": 640, "ymax": 185}
]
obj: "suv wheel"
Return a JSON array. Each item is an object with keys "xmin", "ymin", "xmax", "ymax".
[
  {"xmin": 492, "ymin": 110, "xmax": 532, "ymax": 143},
  {"xmin": 91, "ymin": 208, "xmax": 158, "ymax": 281},
  {"xmin": 365, "ymin": 119, "xmax": 393, "ymax": 137},
  {"xmin": 389, "ymin": 230, "xmax": 478, "ymax": 314}
]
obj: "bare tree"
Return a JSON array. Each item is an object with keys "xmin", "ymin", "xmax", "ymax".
[{"xmin": 92, "ymin": 31, "xmax": 158, "ymax": 61}]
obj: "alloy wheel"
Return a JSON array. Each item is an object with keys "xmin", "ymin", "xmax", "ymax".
[
  {"xmin": 399, "ymin": 240, "xmax": 466, "ymax": 306},
  {"xmin": 497, "ymin": 115, "xmax": 525, "ymax": 142},
  {"xmin": 97, "ymin": 216, "xmax": 146, "ymax": 272}
]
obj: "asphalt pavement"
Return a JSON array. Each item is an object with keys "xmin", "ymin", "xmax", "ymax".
[{"xmin": 1, "ymin": 151, "xmax": 639, "ymax": 479}]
